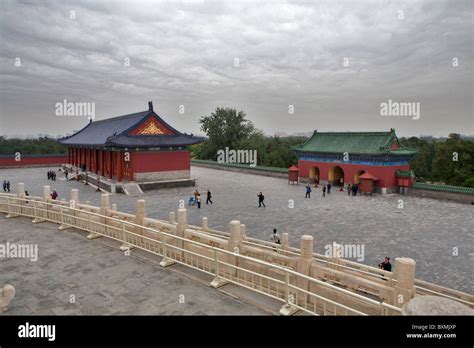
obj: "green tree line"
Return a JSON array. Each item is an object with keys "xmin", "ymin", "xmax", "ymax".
[
  {"xmin": 0, "ymin": 136, "xmax": 67, "ymax": 154},
  {"xmin": 193, "ymin": 108, "xmax": 474, "ymax": 188}
]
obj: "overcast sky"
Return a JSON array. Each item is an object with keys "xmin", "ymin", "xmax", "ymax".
[{"xmin": 0, "ymin": 0, "xmax": 472, "ymax": 138}]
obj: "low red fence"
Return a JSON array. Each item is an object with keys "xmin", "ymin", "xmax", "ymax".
[{"xmin": 0, "ymin": 154, "xmax": 67, "ymax": 168}]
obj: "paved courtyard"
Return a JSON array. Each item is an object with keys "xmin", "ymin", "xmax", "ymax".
[{"xmin": 1, "ymin": 166, "xmax": 473, "ymax": 293}]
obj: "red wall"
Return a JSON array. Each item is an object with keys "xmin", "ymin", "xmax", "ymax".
[
  {"xmin": 131, "ymin": 151, "xmax": 190, "ymax": 173},
  {"xmin": 0, "ymin": 155, "xmax": 67, "ymax": 167},
  {"xmin": 298, "ymin": 160, "xmax": 410, "ymax": 188}
]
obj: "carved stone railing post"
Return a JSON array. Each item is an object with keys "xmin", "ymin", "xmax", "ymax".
[
  {"xmin": 226, "ymin": 220, "xmax": 241, "ymax": 274},
  {"xmin": 0, "ymin": 284, "xmax": 15, "ymax": 313},
  {"xmin": 295, "ymin": 235, "xmax": 314, "ymax": 311},
  {"xmin": 393, "ymin": 257, "xmax": 416, "ymax": 308},
  {"xmin": 160, "ymin": 208, "xmax": 185, "ymax": 267}
]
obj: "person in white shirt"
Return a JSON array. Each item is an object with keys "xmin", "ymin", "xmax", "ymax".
[{"xmin": 270, "ymin": 228, "xmax": 281, "ymax": 244}]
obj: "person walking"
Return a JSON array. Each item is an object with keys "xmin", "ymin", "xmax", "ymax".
[
  {"xmin": 257, "ymin": 192, "xmax": 266, "ymax": 207},
  {"xmin": 305, "ymin": 184, "xmax": 312, "ymax": 198},
  {"xmin": 270, "ymin": 228, "xmax": 281, "ymax": 244},
  {"xmin": 347, "ymin": 183, "xmax": 352, "ymax": 196},
  {"xmin": 196, "ymin": 194, "xmax": 201, "ymax": 209},
  {"xmin": 322, "ymin": 185, "xmax": 326, "ymax": 197},
  {"xmin": 2, "ymin": 180, "xmax": 6, "ymax": 192},
  {"xmin": 206, "ymin": 190, "xmax": 213, "ymax": 204},
  {"xmin": 6, "ymin": 181, "xmax": 10, "ymax": 192},
  {"xmin": 327, "ymin": 183, "xmax": 332, "ymax": 194}
]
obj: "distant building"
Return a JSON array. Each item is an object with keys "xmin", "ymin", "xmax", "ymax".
[
  {"xmin": 292, "ymin": 129, "xmax": 417, "ymax": 193},
  {"xmin": 59, "ymin": 101, "xmax": 203, "ymax": 182}
]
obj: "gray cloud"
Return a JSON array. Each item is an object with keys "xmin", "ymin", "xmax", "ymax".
[{"xmin": 0, "ymin": 0, "xmax": 472, "ymax": 138}]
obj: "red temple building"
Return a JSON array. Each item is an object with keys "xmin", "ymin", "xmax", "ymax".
[
  {"xmin": 59, "ymin": 102, "xmax": 202, "ymax": 186},
  {"xmin": 292, "ymin": 129, "xmax": 417, "ymax": 193}
]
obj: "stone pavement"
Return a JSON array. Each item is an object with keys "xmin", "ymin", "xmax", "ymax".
[
  {"xmin": 0, "ymin": 214, "xmax": 270, "ymax": 315},
  {"xmin": 0, "ymin": 166, "xmax": 472, "ymax": 293}
]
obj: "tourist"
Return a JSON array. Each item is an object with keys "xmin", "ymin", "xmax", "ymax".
[
  {"xmin": 50, "ymin": 190, "xmax": 58, "ymax": 200},
  {"xmin": 352, "ymin": 184, "xmax": 358, "ymax": 196},
  {"xmin": 270, "ymin": 228, "xmax": 281, "ymax": 244},
  {"xmin": 194, "ymin": 189, "xmax": 200, "ymax": 200},
  {"xmin": 206, "ymin": 190, "xmax": 213, "ymax": 204},
  {"xmin": 65, "ymin": 170, "xmax": 69, "ymax": 180},
  {"xmin": 327, "ymin": 183, "xmax": 331, "ymax": 194},
  {"xmin": 378, "ymin": 257, "xmax": 392, "ymax": 272},
  {"xmin": 257, "ymin": 192, "xmax": 265, "ymax": 207},
  {"xmin": 339, "ymin": 177, "xmax": 344, "ymax": 191},
  {"xmin": 2, "ymin": 180, "xmax": 6, "ymax": 192},
  {"xmin": 6, "ymin": 180, "xmax": 10, "ymax": 192},
  {"xmin": 196, "ymin": 194, "xmax": 201, "ymax": 209},
  {"xmin": 347, "ymin": 183, "xmax": 352, "ymax": 195},
  {"xmin": 305, "ymin": 184, "xmax": 312, "ymax": 198}
]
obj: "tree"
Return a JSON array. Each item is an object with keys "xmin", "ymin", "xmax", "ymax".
[{"xmin": 197, "ymin": 107, "xmax": 258, "ymax": 160}]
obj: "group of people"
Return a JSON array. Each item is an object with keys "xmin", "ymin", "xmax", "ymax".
[
  {"xmin": 347, "ymin": 183, "xmax": 361, "ymax": 196},
  {"xmin": 305, "ymin": 183, "xmax": 333, "ymax": 198},
  {"xmin": 47, "ymin": 170, "xmax": 57, "ymax": 181},
  {"xmin": 189, "ymin": 189, "xmax": 213, "ymax": 209},
  {"xmin": 2, "ymin": 180, "xmax": 11, "ymax": 192},
  {"xmin": 304, "ymin": 182, "xmax": 364, "ymax": 198}
]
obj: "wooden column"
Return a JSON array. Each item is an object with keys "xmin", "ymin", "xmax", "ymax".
[
  {"xmin": 108, "ymin": 151, "xmax": 113, "ymax": 179},
  {"xmin": 95, "ymin": 149, "xmax": 99, "ymax": 174},
  {"xmin": 102, "ymin": 150, "xmax": 106, "ymax": 176},
  {"xmin": 88, "ymin": 148, "xmax": 91, "ymax": 171},
  {"xmin": 129, "ymin": 152, "xmax": 134, "ymax": 181},
  {"xmin": 92, "ymin": 149, "xmax": 96, "ymax": 172},
  {"xmin": 116, "ymin": 151, "xmax": 123, "ymax": 182}
]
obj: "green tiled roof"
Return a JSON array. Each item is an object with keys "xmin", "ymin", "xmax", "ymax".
[
  {"xmin": 413, "ymin": 182, "xmax": 474, "ymax": 195},
  {"xmin": 396, "ymin": 169, "xmax": 415, "ymax": 178},
  {"xmin": 292, "ymin": 129, "xmax": 417, "ymax": 155}
]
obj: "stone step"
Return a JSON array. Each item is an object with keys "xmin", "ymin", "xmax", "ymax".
[{"xmin": 122, "ymin": 183, "xmax": 143, "ymax": 196}]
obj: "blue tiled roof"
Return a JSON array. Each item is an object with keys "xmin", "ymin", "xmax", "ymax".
[{"xmin": 58, "ymin": 106, "xmax": 202, "ymax": 148}]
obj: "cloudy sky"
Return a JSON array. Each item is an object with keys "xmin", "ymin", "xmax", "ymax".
[{"xmin": 0, "ymin": 0, "xmax": 472, "ymax": 138}]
